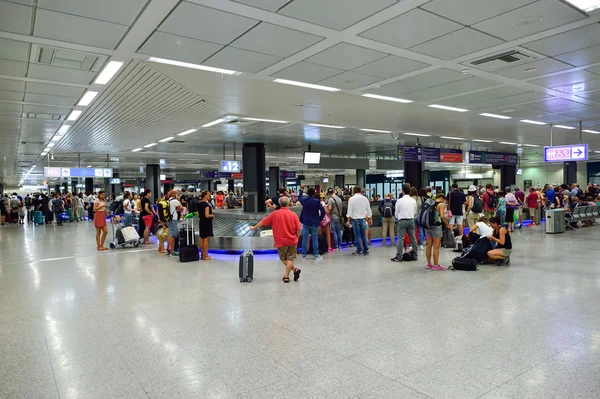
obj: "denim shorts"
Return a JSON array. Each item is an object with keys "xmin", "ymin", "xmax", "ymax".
[
  {"xmin": 168, "ymin": 220, "xmax": 179, "ymax": 238},
  {"xmin": 425, "ymin": 225, "xmax": 443, "ymax": 238},
  {"xmin": 448, "ymin": 215, "xmax": 463, "ymax": 225}
]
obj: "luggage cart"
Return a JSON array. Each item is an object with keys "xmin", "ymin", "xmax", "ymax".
[{"xmin": 109, "ymin": 214, "xmax": 140, "ymax": 249}]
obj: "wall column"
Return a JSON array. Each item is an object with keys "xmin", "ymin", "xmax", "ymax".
[{"xmin": 243, "ymin": 143, "xmax": 266, "ymax": 213}]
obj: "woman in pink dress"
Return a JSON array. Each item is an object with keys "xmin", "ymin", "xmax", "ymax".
[{"xmin": 94, "ymin": 190, "xmax": 108, "ymax": 250}]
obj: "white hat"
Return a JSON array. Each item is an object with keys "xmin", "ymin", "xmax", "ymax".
[{"xmin": 468, "ymin": 185, "xmax": 477, "ymax": 192}]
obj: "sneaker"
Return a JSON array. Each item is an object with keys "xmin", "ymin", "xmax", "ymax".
[
  {"xmin": 391, "ymin": 257, "xmax": 402, "ymax": 262},
  {"xmin": 349, "ymin": 243, "xmax": 355, "ymax": 247},
  {"xmin": 362, "ymin": 251, "xmax": 369, "ymax": 256},
  {"xmin": 426, "ymin": 264, "xmax": 433, "ymax": 269},
  {"xmin": 314, "ymin": 255, "xmax": 323, "ymax": 260},
  {"xmin": 352, "ymin": 251, "xmax": 362, "ymax": 256},
  {"xmin": 170, "ymin": 252, "xmax": 179, "ymax": 257},
  {"xmin": 531, "ymin": 223, "xmax": 536, "ymax": 226},
  {"xmin": 336, "ymin": 247, "xmax": 342, "ymax": 252},
  {"xmin": 301, "ymin": 255, "xmax": 307, "ymax": 260},
  {"xmin": 432, "ymin": 265, "xmax": 446, "ymax": 271},
  {"xmin": 328, "ymin": 248, "xmax": 336, "ymax": 253},
  {"xmin": 419, "ymin": 245, "xmax": 424, "ymax": 250}
]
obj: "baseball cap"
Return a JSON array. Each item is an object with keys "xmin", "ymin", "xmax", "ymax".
[
  {"xmin": 468, "ymin": 185, "xmax": 477, "ymax": 192},
  {"xmin": 327, "ymin": 188, "xmax": 334, "ymax": 194}
]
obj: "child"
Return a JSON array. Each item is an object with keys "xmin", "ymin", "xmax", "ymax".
[{"xmin": 496, "ymin": 191, "xmax": 506, "ymax": 227}]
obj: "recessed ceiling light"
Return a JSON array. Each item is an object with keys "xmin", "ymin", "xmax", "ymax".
[
  {"xmin": 520, "ymin": 119, "xmax": 546, "ymax": 125},
  {"xmin": 524, "ymin": 68, "xmax": 537, "ymax": 72},
  {"xmin": 273, "ymin": 79, "xmax": 340, "ymax": 92},
  {"xmin": 143, "ymin": 143, "xmax": 157, "ymax": 148},
  {"xmin": 202, "ymin": 118, "xmax": 226, "ymax": 128},
  {"xmin": 554, "ymin": 125, "xmax": 576, "ymax": 130},
  {"xmin": 131, "ymin": 148, "xmax": 143, "ymax": 152},
  {"xmin": 404, "ymin": 133, "xmax": 431, "ymax": 137},
  {"xmin": 148, "ymin": 57, "xmax": 239, "ymax": 75},
  {"xmin": 44, "ymin": 147, "xmax": 52, "ymax": 152},
  {"xmin": 564, "ymin": 0, "xmax": 600, "ymax": 12},
  {"xmin": 522, "ymin": 144, "xmax": 540, "ymax": 147},
  {"xmin": 50, "ymin": 136, "xmax": 60, "ymax": 142},
  {"xmin": 583, "ymin": 129, "xmax": 600, "ymax": 134},
  {"xmin": 362, "ymin": 93, "xmax": 413, "ymax": 104},
  {"xmin": 429, "ymin": 104, "xmax": 469, "ymax": 112},
  {"xmin": 67, "ymin": 110, "xmax": 82, "ymax": 121},
  {"xmin": 480, "ymin": 113, "xmax": 512, "ymax": 120},
  {"xmin": 57, "ymin": 125, "xmax": 70, "ymax": 135},
  {"xmin": 308, "ymin": 123, "xmax": 345, "ymax": 129},
  {"xmin": 360, "ymin": 128, "xmax": 392, "ymax": 133},
  {"xmin": 159, "ymin": 137, "xmax": 175, "ymax": 142},
  {"xmin": 472, "ymin": 139, "xmax": 493, "ymax": 143},
  {"xmin": 499, "ymin": 142, "xmax": 518, "ymax": 145},
  {"xmin": 46, "ymin": 142, "xmax": 55, "ymax": 148},
  {"xmin": 177, "ymin": 128, "xmax": 197, "ymax": 136},
  {"xmin": 77, "ymin": 91, "xmax": 98, "ymax": 106},
  {"xmin": 41, "ymin": 152, "xmax": 48, "ymax": 156},
  {"xmin": 242, "ymin": 117, "xmax": 288, "ymax": 124},
  {"xmin": 95, "ymin": 61, "xmax": 124, "ymax": 84},
  {"xmin": 440, "ymin": 136, "xmax": 464, "ymax": 140}
]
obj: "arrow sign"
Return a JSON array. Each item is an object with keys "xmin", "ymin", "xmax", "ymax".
[
  {"xmin": 544, "ymin": 144, "xmax": 588, "ymax": 162},
  {"xmin": 571, "ymin": 146, "xmax": 586, "ymax": 159}
]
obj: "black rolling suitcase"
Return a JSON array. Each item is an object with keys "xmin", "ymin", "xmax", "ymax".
[
  {"xmin": 179, "ymin": 219, "xmax": 199, "ymax": 262},
  {"xmin": 239, "ymin": 250, "xmax": 254, "ymax": 282}
]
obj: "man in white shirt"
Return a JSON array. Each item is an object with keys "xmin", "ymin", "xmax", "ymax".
[
  {"xmin": 346, "ymin": 186, "xmax": 373, "ymax": 255},
  {"xmin": 167, "ymin": 190, "xmax": 184, "ymax": 257},
  {"xmin": 391, "ymin": 184, "xmax": 418, "ymax": 262}
]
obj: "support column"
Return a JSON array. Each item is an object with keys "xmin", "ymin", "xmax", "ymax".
[
  {"xmin": 335, "ymin": 174, "xmax": 345, "ymax": 189},
  {"xmin": 85, "ymin": 178, "xmax": 93, "ymax": 193},
  {"xmin": 564, "ymin": 162, "xmax": 577, "ymax": 185},
  {"xmin": 110, "ymin": 172, "xmax": 120, "ymax": 196},
  {"xmin": 70, "ymin": 181, "xmax": 77, "ymax": 194},
  {"xmin": 146, "ymin": 164, "xmax": 160, "ymax": 204},
  {"xmin": 54, "ymin": 184, "xmax": 61, "ymax": 194},
  {"xmin": 356, "ymin": 169, "xmax": 366, "ymax": 188},
  {"xmin": 500, "ymin": 165, "xmax": 516, "ymax": 191},
  {"xmin": 279, "ymin": 174, "xmax": 287, "ymax": 191},
  {"xmin": 421, "ymin": 170, "xmax": 430, "ymax": 192},
  {"xmin": 243, "ymin": 143, "xmax": 266, "ymax": 213},
  {"xmin": 404, "ymin": 162, "xmax": 423, "ymax": 190},
  {"xmin": 268, "ymin": 166, "xmax": 280, "ymax": 199},
  {"xmin": 228, "ymin": 179, "xmax": 234, "ymax": 193}
]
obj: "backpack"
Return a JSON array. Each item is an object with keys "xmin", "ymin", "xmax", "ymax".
[
  {"xmin": 157, "ymin": 199, "xmax": 171, "ymax": 222},
  {"xmin": 485, "ymin": 192, "xmax": 498, "ymax": 209},
  {"xmin": 471, "ymin": 195, "xmax": 484, "ymax": 213},
  {"xmin": 110, "ymin": 200, "xmax": 124, "ymax": 215},
  {"xmin": 10, "ymin": 198, "xmax": 18, "ymax": 209},
  {"xmin": 25, "ymin": 197, "xmax": 32, "ymax": 207},
  {"xmin": 417, "ymin": 198, "xmax": 437, "ymax": 229},
  {"xmin": 188, "ymin": 197, "xmax": 200, "ymax": 213},
  {"xmin": 382, "ymin": 199, "xmax": 394, "ymax": 218},
  {"xmin": 402, "ymin": 252, "xmax": 416, "ymax": 261}
]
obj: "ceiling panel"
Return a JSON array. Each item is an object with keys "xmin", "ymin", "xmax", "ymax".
[
  {"xmin": 433, "ymin": 76, "xmax": 501, "ymax": 94},
  {"xmin": 587, "ymin": 66, "xmax": 600, "ymax": 75},
  {"xmin": 138, "ymin": 32, "xmax": 223, "ymax": 65},
  {"xmin": 476, "ymin": 85, "xmax": 532, "ymax": 99},
  {"xmin": 279, "ymin": 0, "xmax": 396, "ymax": 31},
  {"xmin": 0, "ymin": 59, "xmax": 27, "ymax": 77},
  {"xmin": 25, "ymin": 82, "xmax": 85, "ymax": 97},
  {"xmin": 35, "ymin": 9, "xmax": 127, "ymax": 49},
  {"xmin": 472, "ymin": 0, "xmax": 585, "ymax": 41},
  {"xmin": 27, "ymin": 63, "xmax": 95, "ymax": 84},
  {"xmin": 529, "ymin": 70, "xmax": 600, "ymax": 90},
  {"xmin": 38, "ymin": 0, "xmax": 147, "ymax": 25},
  {"xmin": 304, "ymin": 43, "xmax": 387, "ymax": 70},
  {"xmin": 535, "ymin": 113, "xmax": 574, "ymax": 123},
  {"xmin": 0, "ymin": 102, "xmax": 23, "ymax": 111},
  {"xmin": 230, "ymin": 23, "xmax": 323, "ymax": 58},
  {"xmin": 576, "ymin": 90, "xmax": 600, "ymax": 101},
  {"xmin": 0, "ymin": 38, "xmax": 29, "ymax": 62},
  {"xmin": 404, "ymin": 87, "xmax": 456, "ymax": 102},
  {"xmin": 436, "ymin": 95, "xmax": 505, "ymax": 111},
  {"xmin": 360, "ymin": 9, "xmax": 462, "ymax": 49},
  {"xmin": 271, "ymin": 61, "xmax": 343, "ymax": 83},
  {"xmin": 494, "ymin": 58, "xmax": 572, "ymax": 80},
  {"xmin": 368, "ymin": 79, "xmax": 427, "ymax": 97},
  {"xmin": 24, "ymin": 93, "xmax": 78, "ymax": 106},
  {"xmin": 528, "ymin": 98, "xmax": 590, "ymax": 113},
  {"xmin": 481, "ymin": 105, "xmax": 542, "ymax": 118},
  {"xmin": 564, "ymin": 106, "xmax": 600, "ymax": 119},
  {"xmin": 402, "ymin": 68, "xmax": 469, "ymax": 88},
  {"xmin": 351, "ymin": 55, "xmax": 428, "ymax": 79},
  {"xmin": 554, "ymin": 44, "xmax": 600, "ymax": 67},
  {"xmin": 422, "ymin": 0, "xmax": 537, "ymax": 25},
  {"xmin": 23, "ymin": 104, "xmax": 71, "ymax": 114},
  {"xmin": 411, "ymin": 28, "xmax": 504, "ymax": 60},
  {"xmin": 232, "ymin": 0, "xmax": 290, "ymax": 12},
  {"xmin": 158, "ymin": 2, "xmax": 258, "ymax": 46},
  {"xmin": 0, "ymin": 90, "xmax": 23, "ymax": 101},
  {"xmin": 0, "ymin": 1, "xmax": 32, "ymax": 35},
  {"xmin": 494, "ymin": 91, "xmax": 554, "ymax": 104},
  {"xmin": 522, "ymin": 23, "xmax": 600, "ymax": 57},
  {"xmin": 204, "ymin": 47, "xmax": 282, "ymax": 73},
  {"xmin": 316, "ymin": 71, "xmax": 381, "ymax": 90},
  {"xmin": 0, "ymin": 78, "xmax": 25, "ymax": 92}
]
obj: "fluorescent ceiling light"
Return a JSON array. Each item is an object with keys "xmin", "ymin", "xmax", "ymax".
[
  {"xmin": 57, "ymin": 125, "xmax": 70, "ymax": 135},
  {"xmin": 50, "ymin": 136, "xmax": 60, "ymax": 142},
  {"xmin": 41, "ymin": 152, "xmax": 48, "ymax": 156},
  {"xmin": 404, "ymin": 133, "xmax": 431, "ymax": 137},
  {"xmin": 360, "ymin": 128, "xmax": 392, "ymax": 133},
  {"xmin": 273, "ymin": 79, "xmax": 340, "ymax": 92},
  {"xmin": 143, "ymin": 143, "xmax": 157, "ymax": 148},
  {"xmin": 148, "ymin": 57, "xmax": 238, "ymax": 75},
  {"xmin": 159, "ymin": 137, "xmax": 175, "ymax": 142},
  {"xmin": 95, "ymin": 61, "xmax": 124, "ymax": 84},
  {"xmin": 67, "ymin": 110, "xmax": 82, "ymax": 121},
  {"xmin": 520, "ymin": 119, "xmax": 546, "ymax": 125},
  {"xmin": 46, "ymin": 142, "xmax": 55, "ymax": 148},
  {"xmin": 44, "ymin": 147, "xmax": 52, "ymax": 152},
  {"xmin": 78, "ymin": 91, "xmax": 98, "ymax": 106},
  {"xmin": 480, "ymin": 113, "xmax": 511, "ymax": 120},
  {"xmin": 554, "ymin": 125, "xmax": 576, "ymax": 130},
  {"xmin": 308, "ymin": 123, "xmax": 345, "ymax": 129},
  {"xmin": 522, "ymin": 144, "xmax": 540, "ymax": 147},
  {"xmin": 177, "ymin": 128, "xmax": 197, "ymax": 136},
  {"xmin": 583, "ymin": 129, "xmax": 600, "ymax": 134},
  {"xmin": 564, "ymin": 0, "xmax": 600, "ymax": 12},
  {"xmin": 362, "ymin": 93, "xmax": 413, "ymax": 104},
  {"xmin": 131, "ymin": 148, "xmax": 143, "ymax": 152},
  {"xmin": 440, "ymin": 136, "xmax": 464, "ymax": 140},
  {"xmin": 242, "ymin": 117, "xmax": 288, "ymax": 124},
  {"xmin": 499, "ymin": 142, "xmax": 518, "ymax": 145},
  {"xmin": 472, "ymin": 139, "xmax": 493, "ymax": 143},
  {"xmin": 202, "ymin": 118, "xmax": 225, "ymax": 128},
  {"xmin": 428, "ymin": 104, "xmax": 468, "ymax": 112}
]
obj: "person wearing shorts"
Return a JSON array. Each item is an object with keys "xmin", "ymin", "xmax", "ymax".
[
  {"xmin": 251, "ymin": 196, "xmax": 302, "ymax": 283},
  {"xmin": 486, "ymin": 216, "xmax": 512, "ymax": 264},
  {"xmin": 446, "ymin": 183, "xmax": 467, "ymax": 236},
  {"xmin": 424, "ymin": 192, "xmax": 448, "ymax": 271},
  {"xmin": 167, "ymin": 190, "xmax": 184, "ymax": 257},
  {"xmin": 140, "ymin": 189, "xmax": 155, "ymax": 245}
]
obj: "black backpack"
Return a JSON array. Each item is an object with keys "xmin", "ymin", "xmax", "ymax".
[
  {"xmin": 188, "ymin": 197, "xmax": 200, "ymax": 213},
  {"xmin": 486, "ymin": 192, "xmax": 498, "ymax": 209},
  {"xmin": 382, "ymin": 199, "xmax": 394, "ymax": 218},
  {"xmin": 417, "ymin": 198, "xmax": 436, "ymax": 228},
  {"xmin": 471, "ymin": 195, "xmax": 484, "ymax": 213},
  {"xmin": 110, "ymin": 200, "xmax": 124, "ymax": 215},
  {"xmin": 402, "ymin": 252, "xmax": 416, "ymax": 261}
]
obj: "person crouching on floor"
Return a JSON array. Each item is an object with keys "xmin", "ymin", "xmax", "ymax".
[
  {"xmin": 250, "ymin": 196, "xmax": 302, "ymax": 283},
  {"xmin": 486, "ymin": 216, "xmax": 512, "ymax": 265}
]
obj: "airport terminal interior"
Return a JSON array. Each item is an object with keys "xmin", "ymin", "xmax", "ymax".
[{"xmin": 2, "ymin": 0, "xmax": 600, "ymax": 398}]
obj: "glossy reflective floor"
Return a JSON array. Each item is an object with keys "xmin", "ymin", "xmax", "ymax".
[{"xmin": 1, "ymin": 220, "xmax": 599, "ymax": 399}]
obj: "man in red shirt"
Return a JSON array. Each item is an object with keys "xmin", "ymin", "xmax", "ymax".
[
  {"xmin": 481, "ymin": 183, "xmax": 497, "ymax": 220},
  {"xmin": 250, "ymin": 196, "xmax": 302, "ymax": 283}
]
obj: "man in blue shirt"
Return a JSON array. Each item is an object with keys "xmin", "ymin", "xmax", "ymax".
[
  {"xmin": 546, "ymin": 185, "xmax": 556, "ymax": 208},
  {"xmin": 298, "ymin": 185, "xmax": 325, "ymax": 260}
]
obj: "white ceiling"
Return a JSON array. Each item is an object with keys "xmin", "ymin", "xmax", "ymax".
[{"xmin": 1, "ymin": 0, "xmax": 600, "ymax": 185}]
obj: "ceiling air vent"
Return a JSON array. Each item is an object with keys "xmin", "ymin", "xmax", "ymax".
[
  {"xmin": 31, "ymin": 45, "xmax": 107, "ymax": 72},
  {"xmin": 465, "ymin": 48, "xmax": 540, "ymax": 72}
]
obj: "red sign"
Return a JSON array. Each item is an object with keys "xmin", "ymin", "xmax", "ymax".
[
  {"xmin": 440, "ymin": 152, "xmax": 463, "ymax": 163},
  {"xmin": 160, "ymin": 180, "xmax": 173, "ymax": 184},
  {"xmin": 231, "ymin": 173, "xmax": 243, "ymax": 179}
]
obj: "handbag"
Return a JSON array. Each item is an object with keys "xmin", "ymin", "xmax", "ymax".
[
  {"xmin": 320, "ymin": 213, "xmax": 331, "ymax": 227},
  {"xmin": 446, "ymin": 192, "xmax": 453, "ymax": 219}
]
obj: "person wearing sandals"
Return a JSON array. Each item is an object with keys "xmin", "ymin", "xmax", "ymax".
[
  {"xmin": 250, "ymin": 196, "xmax": 302, "ymax": 283},
  {"xmin": 425, "ymin": 192, "xmax": 448, "ymax": 271},
  {"xmin": 198, "ymin": 190, "xmax": 215, "ymax": 260},
  {"xmin": 486, "ymin": 216, "xmax": 512, "ymax": 264},
  {"xmin": 93, "ymin": 190, "xmax": 108, "ymax": 250}
]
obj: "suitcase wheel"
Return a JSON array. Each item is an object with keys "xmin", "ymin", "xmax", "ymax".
[
  {"xmin": 240, "ymin": 278, "xmax": 243, "ymax": 283},
  {"xmin": 133, "ymin": 241, "xmax": 139, "ymax": 247},
  {"xmin": 109, "ymin": 242, "xmax": 116, "ymax": 249}
]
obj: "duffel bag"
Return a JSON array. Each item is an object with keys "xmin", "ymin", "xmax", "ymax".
[{"xmin": 450, "ymin": 257, "xmax": 478, "ymax": 271}]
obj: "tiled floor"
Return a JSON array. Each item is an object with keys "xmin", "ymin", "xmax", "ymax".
[{"xmin": 1, "ymin": 221, "xmax": 599, "ymax": 399}]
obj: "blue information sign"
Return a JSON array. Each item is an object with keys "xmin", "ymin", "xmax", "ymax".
[
  {"xmin": 397, "ymin": 146, "xmax": 462, "ymax": 162},
  {"xmin": 44, "ymin": 167, "xmax": 113, "ymax": 178},
  {"xmin": 468, "ymin": 151, "xmax": 518, "ymax": 165},
  {"xmin": 219, "ymin": 160, "xmax": 241, "ymax": 173},
  {"xmin": 544, "ymin": 144, "xmax": 588, "ymax": 162}
]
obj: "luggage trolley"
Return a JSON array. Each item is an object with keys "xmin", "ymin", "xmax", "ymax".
[{"xmin": 109, "ymin": 214, "xmax": 140, "ymax": 249}]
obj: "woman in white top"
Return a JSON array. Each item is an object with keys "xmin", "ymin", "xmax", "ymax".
[
  {"xmin": 471, "ymin": 216, "xmax": 493, "ymax": 237},
  {"xmin": 122, "ymin": 191, "xmax": 133, "ymax": 227}
]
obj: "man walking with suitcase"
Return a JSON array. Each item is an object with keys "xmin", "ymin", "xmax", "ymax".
[{"xmin": 251, "ymin": 196, "xmax": 302, "ymax": 283}]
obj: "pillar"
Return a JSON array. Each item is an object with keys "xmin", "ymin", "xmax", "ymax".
[
  {"xmin": 500, "ymin": 165, "xmax": 516, "ymax": 191},
  {"xmin": 85, "ymin": 178, "xmax": 93, "ymax": 193},
  {"xmin": 404, "ymin": 162, "xmax": 423, "ymax": 190},
  {"xmin": 421, "ymin": 170, "xmax": 430, "ymax": 192},
  {"xmin": 110, "ymin": 172, "xmax": 120, "ymax": 196},
  {"xmin": 268, "ymin": 166, "xmax": 280, "ymax": 199},
  {"xmin": 564, "ymin": 162, "xmax": 577, "ymax": 185},
  {"xmin": 356, "ymin": 169, "xmax": 366, "ymax": 188},
  {"xmin": 335, "ymin": 174, "xmax": 345, "ymax": 189},
  {"xmin": 70, "ymin": 181, "xmax": 77, "ymax": 194},
  {"xmin": 243, "ymin": 143, "xmax": 266, "ymax": 213},
  {"xmin": 54, "ymin": 184, "xmax": 61, "ymax": 194},
  {"xmin": 146, "ymin": 164, "xmax": 160, "ymax": 204},
  {"xmin": 199, "ymin": 181, "xmax": 209, "ymax": 191},
  {"xmin": 228, "ymin": 179, "xmax": 234, "ymax": 193}
]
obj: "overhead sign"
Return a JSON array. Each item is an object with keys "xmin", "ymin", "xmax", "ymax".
[
  {"xmin": 44, "ymin": 167, "xmax": 113, "ymax": 178},
  {"xmin": 468, "ymin": 151, "xmax": 518, "ymax": 165},
  {"xmin": 202, "ymin": 171, "xmax": 218, "ymax": 178},
  {"xmin": 396, "ymin": 146, "xmax": 463, "ymax": 162},
  {"xmin": 544, "ymin": 144, "xmax": 588, "ymax": 162},
  {"xmin": 109, "ymin": 178, "xmax": 121, "ymax": 184},
  {"xmin": 219, "ymin": 160, "xmax": 241, "ymax": 173},
  {"xmin": 266, "ymin": 170, "xmax": 297, "ymax": 178}
]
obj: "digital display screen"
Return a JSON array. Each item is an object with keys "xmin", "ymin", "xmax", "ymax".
[
  {"xmin": 322, "ymin": 178, "xmax": 329, "ymax": 183},
  {"xmin": 220, "ymin": 160, "xmax": 241, "ymax": 172},
  {"xmin": 303, "ymin": 152, "xmax": 321, "ymax": 164},
  {"xmin": 516, "ymin": 169, "xmax": 523, "ymax": 175}
]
